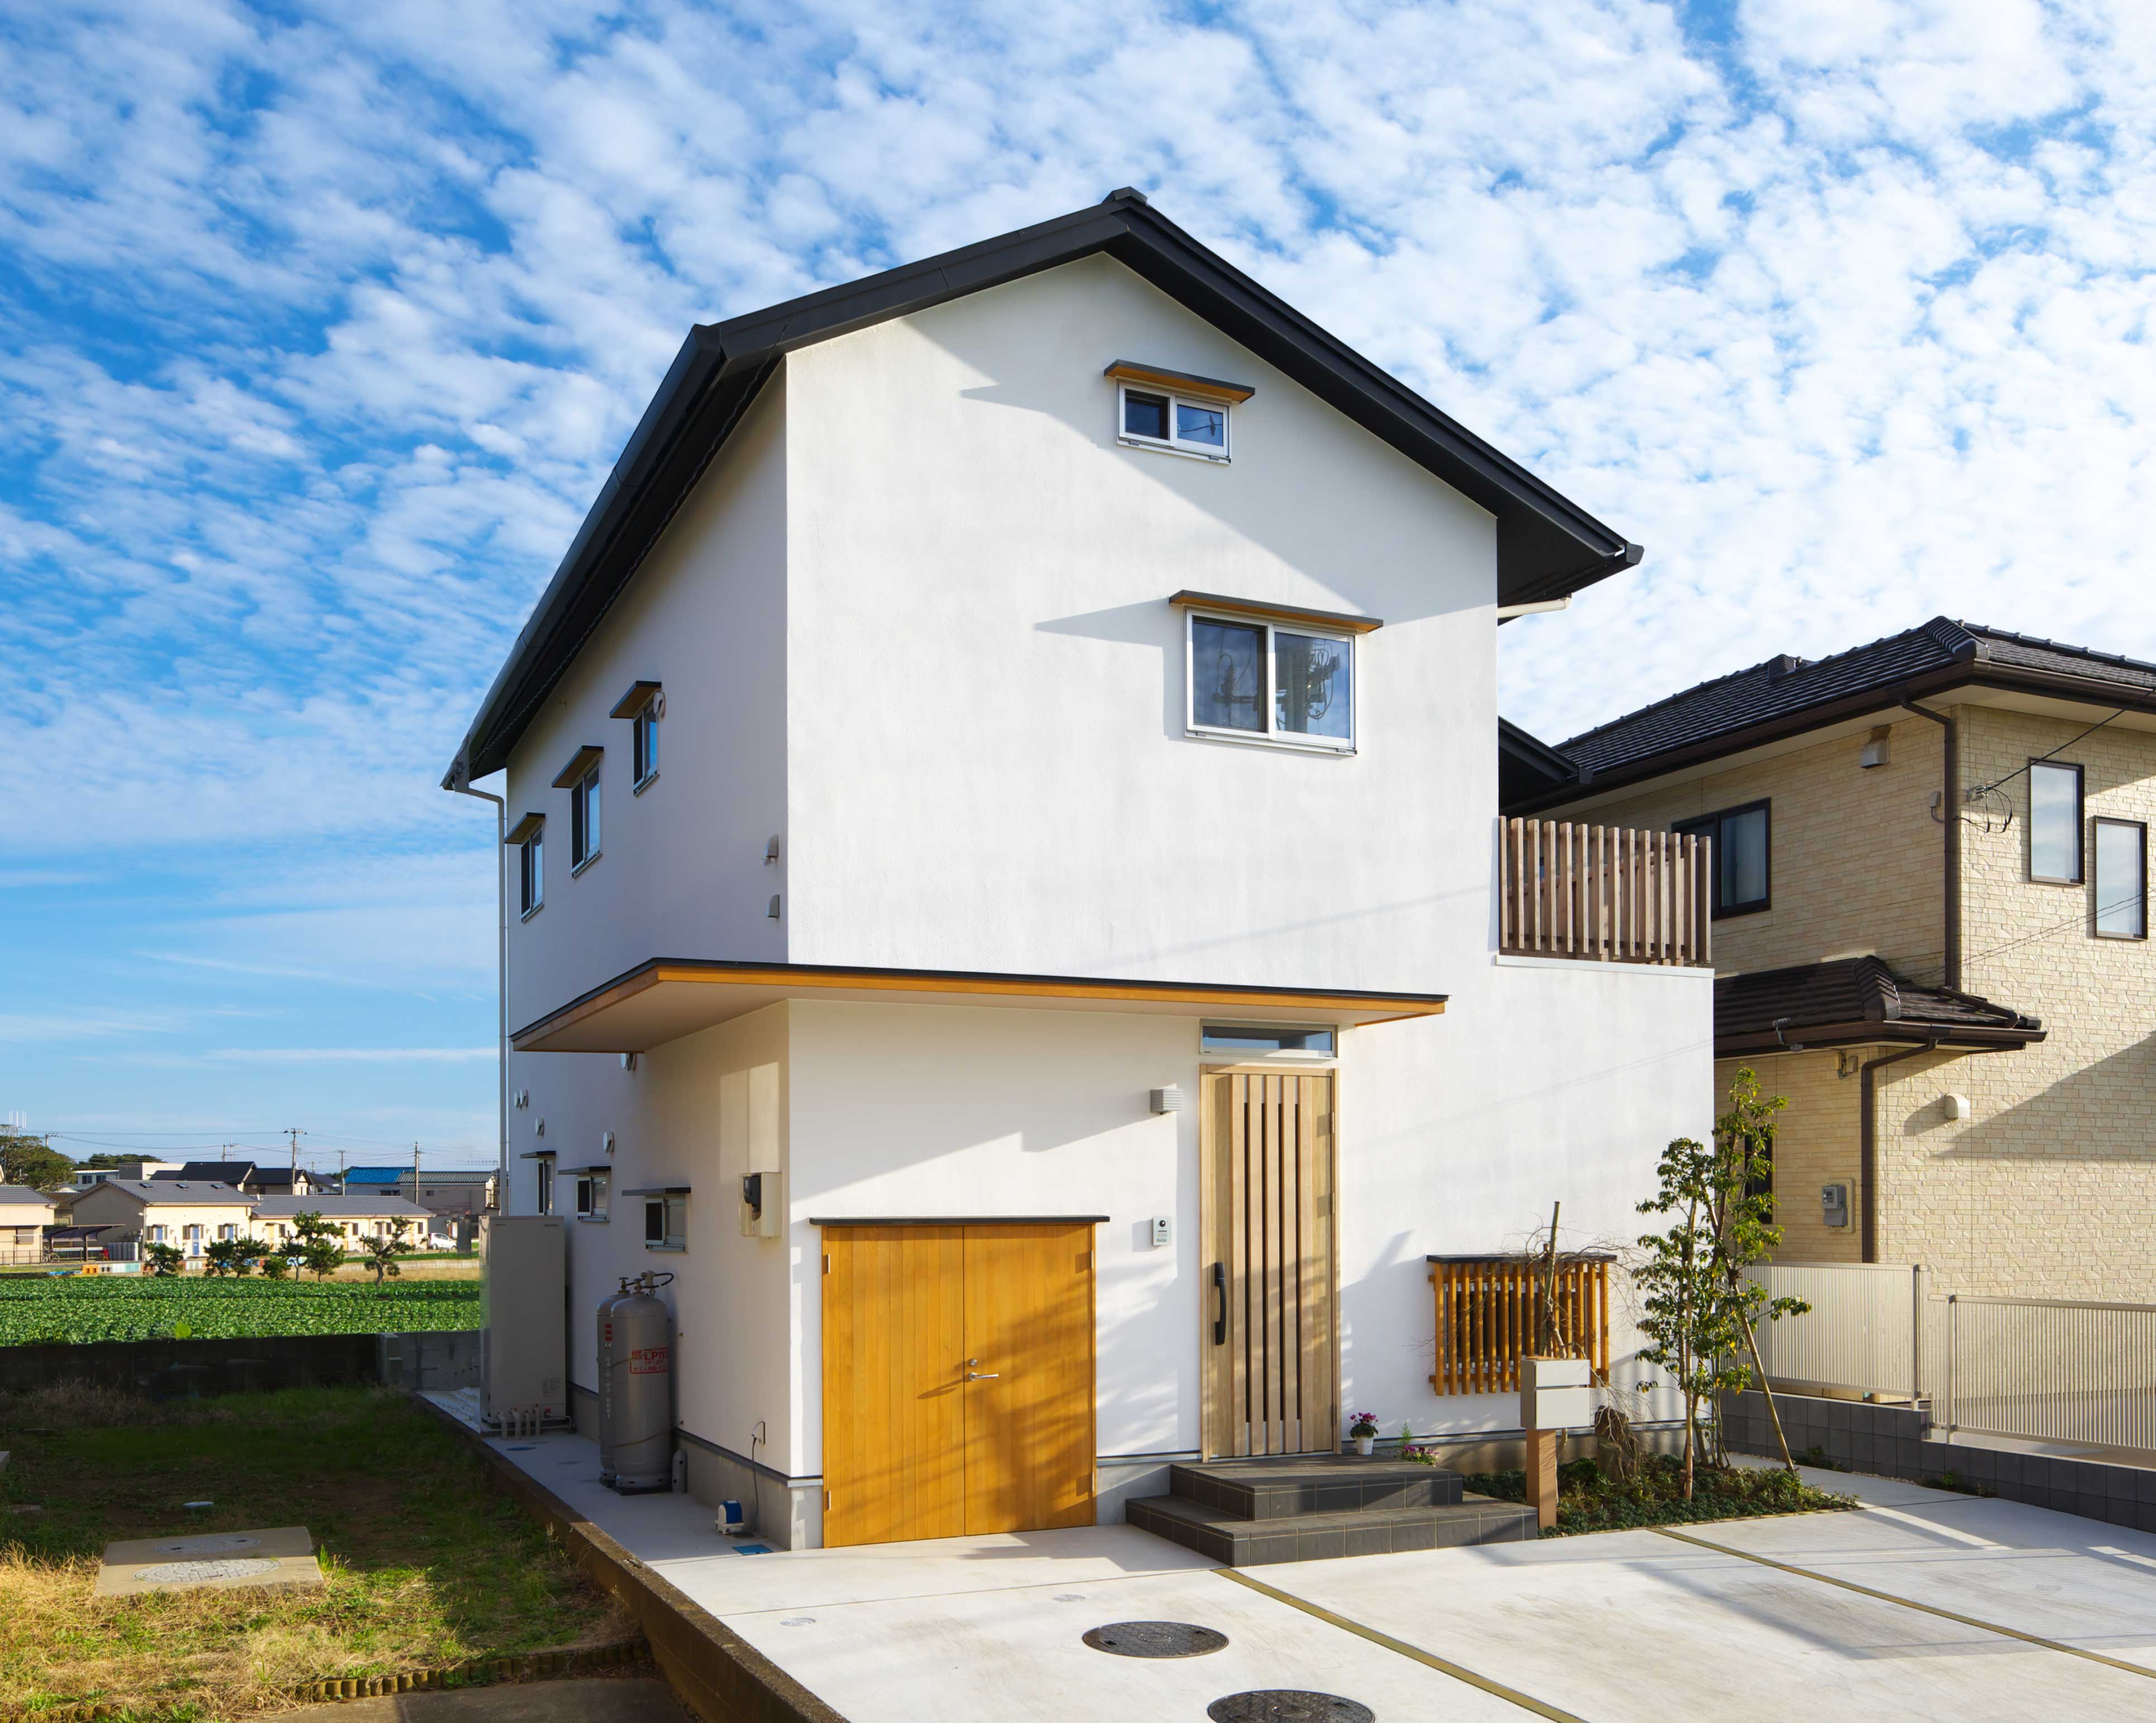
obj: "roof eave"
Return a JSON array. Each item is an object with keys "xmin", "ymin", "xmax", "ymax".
[{"xmin": 1717, "ymin": 1021, "xmax": 2043, "ymax": 1056}]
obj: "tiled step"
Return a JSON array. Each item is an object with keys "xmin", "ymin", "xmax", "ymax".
[
  {"xmin": 1126, "ymin": 1490, "xmax": 1536, "ymax": 1566},
  {"xmin": 1169, "ymin": 1457, "xmax": 1464, "ymax": 1520}
]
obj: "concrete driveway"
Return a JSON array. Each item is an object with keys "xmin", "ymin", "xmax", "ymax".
[{"xmin": 463, "ymin": 1414, "xmax": 2156, "ymax": 1721}]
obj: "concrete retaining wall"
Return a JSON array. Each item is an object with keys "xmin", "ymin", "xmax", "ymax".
[
  {"xmin": 1724, "ymin": 1387, "xmax": 2156, "ymax": 1533},
  {"xmin": 0, "ymin": 1332, "xmax": 471, "ymax": 1399}
]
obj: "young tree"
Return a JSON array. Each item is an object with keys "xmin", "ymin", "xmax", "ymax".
[
  {"xmin": 257, "ymin": 1248, "xmax": 292, "ymax": 1281},
  {"xmin": 203, "ymin": 1238, "xmax": 245, "ymax": 1276},
  {"xmin": 361, "ymin": 1233, "xmax": 403, "ymax": 1286},
  {"xmin": 1634, "ymin": 1068, "xmax": 1808, "ymax": 1499},
  {"xmin": 300, "ymin": 1234, "xmax": 346, "ymax": 1281},
  {"xmin": 144, "ymin": 1241, "xmax": 185, "ymax": 1276}
]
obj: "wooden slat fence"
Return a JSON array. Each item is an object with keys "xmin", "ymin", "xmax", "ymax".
[
  {"xmin": 1428, "ymin": 1255, "xmax": 1612, "ymax": 1395},
  {"xmin": 1499, "ymin": 819, "xmax": 1712, "ymax": 966}
]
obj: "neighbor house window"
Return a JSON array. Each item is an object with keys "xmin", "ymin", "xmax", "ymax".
[
  {"xmin": 644, "ymin": 1194, "xmax": 686, "ymax": 1250},
  {"xmin": 2030, "ymin": 760, "xmax": 2083, "ymax": 883},
  {"xmin": 1117, "ymin": 384, "xmax": 1231, "ymax": 460},
  {"xmin": 1675, "ymin": 800, "xmax": 1771, "ymax": 917},
  {"xmin": 1187, "ymin": 612, "xmax": 1354, "ymax": 750},
  {"xmin": 536, "ymin": 1159, "xmax": 554, "ymax": 1216},
  {"xmin": 1202, "ymin": 1024, "xmax": 1337, "ymax": 1056},
  {"xmin": 576, "ymin": 1173, "xmax": 609, "ymax": 1221},
  {"xmin": 2094, "ymin": 817, "xmax": 2147, "ymax": 940},
  {"xmin": 520, "ymin": 824, "xmax": 544, "ymax": 918}
]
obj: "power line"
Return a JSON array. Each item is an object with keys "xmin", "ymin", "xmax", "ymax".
[{"xmin": 1965, "ymin": 708, "xmax": 2129, "ymax": 802}]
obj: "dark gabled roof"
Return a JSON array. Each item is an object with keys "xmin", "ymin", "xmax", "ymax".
[
  {"xmin": 153, "ymin": 1161, "xmax": 257, "ymax": 1185},
  {"xmin": 0, "ymin": 1184, "xmax": 58, "ymax": 1207},
  {"xmin": 1716, "ymin": 956, "xmax": 2044, "ymax": 1055},
  {"xmin": 1508, "ymin": 618, "xmax": 2156, "ymax": 813},
  {"xmin": 447, "ymin": 189, "xmax": 1641, "ymax": 787}
]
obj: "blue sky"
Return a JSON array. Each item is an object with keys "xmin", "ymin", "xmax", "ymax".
[{"xmin": 4, "ymin": 0, "xmax": 2153, "ymax": 1172}]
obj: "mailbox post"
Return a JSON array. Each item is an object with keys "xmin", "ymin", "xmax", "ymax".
[{"xmin": 1519, "ymin": 1356, "xmax": 1593, "ymax": 1531}]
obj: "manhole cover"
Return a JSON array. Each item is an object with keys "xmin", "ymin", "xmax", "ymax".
[
  {"xmin": 1207, "ymin": 1692, "xmax": 1375, "ymax": 1723},
  {"xmin": 1083, "ymin": 1621, "xmax": 1230, "ymax": 1658},
  {"xmin": 153, "ymin": 1535, "xmax": 260, "ymax": 1556},
  {"xmin": 133, "ymin": 1558, "xmax": 282, "ymax": 1584}
]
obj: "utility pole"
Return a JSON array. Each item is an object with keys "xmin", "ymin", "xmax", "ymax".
[{"xmin": 284, "ymin": 1127, "xmax": 305, "ymax": 1181}]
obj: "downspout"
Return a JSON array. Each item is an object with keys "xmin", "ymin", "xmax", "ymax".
[
  {"xmin": 1858, "ymin": 1038, "xmax": 1937, "ymax": 1263},
  {"xmin": 1898, "ymin": 697, "xmax": 1959, "ymax": 990},
  {"xmin": 447, "ymin": 777, "xmax": 509, "ymax": 1204}
]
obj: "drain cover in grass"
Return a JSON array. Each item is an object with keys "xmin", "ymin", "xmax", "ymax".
[
  {"xmin": 1083, "ymin": 1621, "xmax": 1230, "ymax": 1658},
  {"xmin": 95, "ymin": 1526, "xmax": 322, "ymax": 1597},
  {"xmin": 1207, "ymin": 1692, "xmax": 1375, "ymax": 1722}
]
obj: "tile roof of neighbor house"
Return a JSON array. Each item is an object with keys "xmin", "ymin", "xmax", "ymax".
[
  {"xmin": 1506, "ymin": 618, "xmax": 2156, "ymax": 812},
  {"xmin": 251, "ymin": 1195, "xmax": 433, "ymax": 1219},
  {"xmin": 1715, "ymin": 956, "xmax": 2045, "ymax": 1055},
  {"xmin": 0, "ymin": 1185, "xmax": 58, "ymax": 1207},
  {"xmin": 342, "ymin": 1166, "xmax": 405, "ymax": 1184},
  {"xmin": 95, "ymin": 1180, "xmax": 255, "ymax": 1205},
  {"xmin": 447, "ymin": 188, "xmax": 1643, "ymax": 788}
]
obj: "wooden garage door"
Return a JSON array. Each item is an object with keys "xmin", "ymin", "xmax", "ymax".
[
  {"xmin": 821, "ymin": 1222, "xmax": 1096, "ymax": 1547},
  {"xmin": 1201, "ymin": 1070, "xmax": 1338, "ymax": 1457}
]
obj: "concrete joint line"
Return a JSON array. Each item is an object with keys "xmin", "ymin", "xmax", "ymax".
[
  {"xmin": 1650, "ymin": 1528, "xmax": 2156, "ymax": 1682},
  {"xmin": 1211, "ymin": 1567, "xmax": 1590, "ymax": 1722}
]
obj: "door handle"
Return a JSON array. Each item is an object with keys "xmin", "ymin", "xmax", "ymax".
[
  {"xmin": 966, "ymin": 1371, "xmax": 1000, "ymax": 1380},
  {"xmin": 1213, "ymin": 1261, "xmax": 1227, "ymax": 1345}
]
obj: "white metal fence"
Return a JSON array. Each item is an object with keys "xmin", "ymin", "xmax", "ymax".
[
  {"xmin": 1939, "ymin": 1295, "xmax": 2156, "ymax": 1455},
  {"xmin": 1747, "ymin": 1262, "xmax": 2156, "ymax": 1460},
  {"xmin": 1745, "ymin": 1262, "xmax": 1926, "ymax": 1403}
]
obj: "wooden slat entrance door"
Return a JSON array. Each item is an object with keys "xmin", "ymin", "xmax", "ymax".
[
  {"xmin": 1201, "ymin": 1071, "xmax": 1337, "ymax": 1457},
  {"xmin": 961, "ymin": 1223, "xmax": 1097, "ymax": 1534},
  {"xmin": 821, "ymin": 1222, "xmax": 1096, "ymax": 1547},
  {"xmin": 820, "ymin": 1225, "xmax": 967, "ymax": 1548}
]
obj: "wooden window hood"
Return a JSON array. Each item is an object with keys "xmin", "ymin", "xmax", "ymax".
[{"xmin": 1103, "ymin": 360, "xmax": 1256, "ymax": 404}]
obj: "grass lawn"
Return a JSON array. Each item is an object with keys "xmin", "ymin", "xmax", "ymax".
[
  {"xmin": 0, "ymin": 1384, "xmax": 628, "ymax": 1720},
  {"xmin": 0, "ymin": 1277, "xmax": 480, "ymax": 1343},
  {"xmin": 1466, "ymin": 1453, "xmax": 1860, "ymax": 1535}
]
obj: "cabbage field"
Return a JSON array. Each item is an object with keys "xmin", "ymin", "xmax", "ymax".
[{"xmin": 0, "ymin": 1275, "xmax": 481, "ymax": 1343}]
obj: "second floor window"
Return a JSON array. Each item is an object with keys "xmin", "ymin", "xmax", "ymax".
[
  {"xmin": 576, "ymin": 1172, "xmax": 609, "ymax": 1220},
  {"xmin": 1187, "ymin": 611, "xmax": 1354, "ymax": 751},
  {"xmin": 571, "ymin": 765, "xmax": 601, "ymax": 871},
  {"xmin": 520, "ymin": 825, "xmax": 544, "ymax": 917},
  {"xmin": 2095, "ymin": 817, "xmax": 2147, "ymax": 940},
  {"xmin": 536, "ymin": 1159, "xmax": 554, "ymax": 1215},
  {"xmin": 633, "ymin": 706, "xmax": 658, "ymax": 788},
  {"xmin": 2030, "ymin": 760, "xmax": 2083, "ymax": 883},
  {"xmin": 1675, "ymin": 800, "xmax": 1770, "ymax": 917}
]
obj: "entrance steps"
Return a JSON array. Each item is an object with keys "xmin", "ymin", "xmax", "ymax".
[{"xmin": 1124, "ymin": 1455, "xmax": 1537, "ymax": 1566}]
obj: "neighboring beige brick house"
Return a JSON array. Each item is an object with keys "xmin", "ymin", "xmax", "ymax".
[{"xmin": 1507, "ymin": 619, "xmax": 2156, "ymax": 1299}]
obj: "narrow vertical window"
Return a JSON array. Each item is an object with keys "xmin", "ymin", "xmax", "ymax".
[
  {"xmin": 2094, "ymin": 818, "xmax": 2147, "ymax": 939},
  {"xmin": 633, "ymin": 708, "xmax": 658, "ymax": 786},
  {"xmin": 572, "ymin": 767, "xmax": 601, "ymax": 869},
  {"xmin": 611, "ymin": 682, "xmax": 662, "ymax": 792},
  {"xmin": 2030, "ymin": 761, "xmax": 2083, "ymax": 883},
  {"xmin": 536, "ymin": 1159, "xmax": 554, "ymax": 1216},
  {"xmin": 522, "ymin": 831, "xmax": 543, "ymax": 916}
]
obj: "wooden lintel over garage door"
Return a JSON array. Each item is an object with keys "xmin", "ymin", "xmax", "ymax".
[{"xmin": 820, "ymin": 1220, "xmax": 1097, "ymax": 1547}]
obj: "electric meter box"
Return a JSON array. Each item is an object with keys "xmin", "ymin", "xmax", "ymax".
[
  {"xmin": 740, "ymin": 1170, "xmax": 783, "ymax": 1238},
  {"xmin": 1519, "ymin": 1355, "xmax": 1593, "ymax": 1432},
  {"xmin": 1821, "ymin": 1181, "xmax": 1852, "ymax": 1231}
]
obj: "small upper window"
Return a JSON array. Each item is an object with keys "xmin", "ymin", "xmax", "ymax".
[
  {"xmin": 571, "ymin": 765, "xmax": 601, "ymax": 871},
  {"xmin": 1187, "ymin": 611, "xmax": 1353, "ymax": 750},
  {"xmin": 1202, "ymin": 1025, "xmax": 1337, "ymax": 1056},
  {"xmin": 576, "ymin": 1172, "xmax": 610, "ymax": 1221},
  {"xmin": 633, "ymin": 707, "xmax": 658, "ymax": 787},
  {"xmin": 1674, "ymin": 801, "xmax": 1770, "ymax": 917},
  {"xmin": 2030, "ymin": 760, "xmax": 2083, "ymax": 884},
  {"xmin": 2094, "ymin": 817, "xmax": 2146, "ymax": 940},
  {"xmin": 520, "ymin": 825, "xmax": 544, "ymax": 918},
  {"xmin": 612, "ymin": 682, "xmax": 662, "ymax": 792},
  {"xmin": 1119, "ymin": 384, "xmax": 1232, "ymax": 460}
]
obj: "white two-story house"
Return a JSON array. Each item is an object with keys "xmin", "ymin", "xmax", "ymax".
[{"xmin": 445, "ymin": 189, "xmax": 1714, "ymax": 1552}]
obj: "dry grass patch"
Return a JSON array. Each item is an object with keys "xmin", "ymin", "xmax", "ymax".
[{"xmin": 0, "ymin": 1385, "xmax": 627, "ymax": 1721}]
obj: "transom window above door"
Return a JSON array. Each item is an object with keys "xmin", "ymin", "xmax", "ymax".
[{"xmin": 1176, "ymin": 594, "xmax": 1377, "ymax": 754}]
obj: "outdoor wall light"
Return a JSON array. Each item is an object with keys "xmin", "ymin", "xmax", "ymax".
[{"xmin": 1150, "ymin": 1086, "xmax": 1184, "ymax": 1114}]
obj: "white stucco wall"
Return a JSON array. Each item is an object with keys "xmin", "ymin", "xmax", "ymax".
[
  {"xmin": 781, "ymin": 253, "xmax": 1497, "ymax": 993},
  {"xmin": 500, "ymin": 372, "xmax": 789, "ymax": 1038}
]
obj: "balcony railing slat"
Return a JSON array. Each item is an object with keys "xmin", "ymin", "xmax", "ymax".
[{"xmin": 1498, "ymin": 817, "xmax": 1711, "ymax": 966}]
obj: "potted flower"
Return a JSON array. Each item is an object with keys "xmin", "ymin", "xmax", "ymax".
[{"xmin": 1347, "ymin": 1411, "xmax": 1379, "ymax": 1456}]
